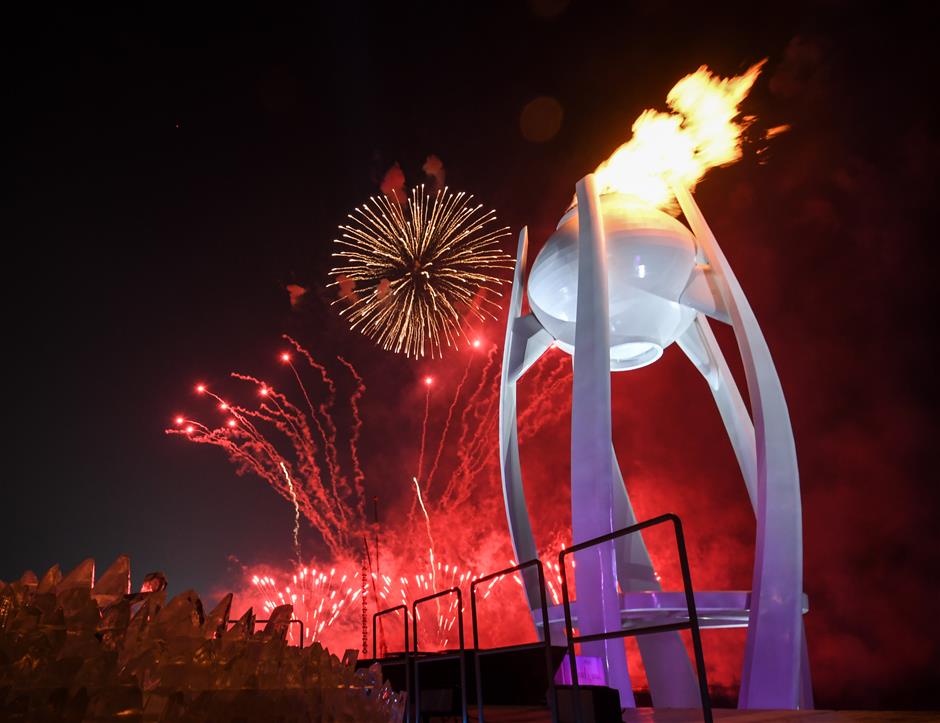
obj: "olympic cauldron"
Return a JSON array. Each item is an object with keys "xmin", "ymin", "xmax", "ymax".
[
  {"xmin": 498, "ymin": 175, "xmax": 810, "ymax": 710},
  {"xmin": 528, "ymin": 193, "xmax": 699, "ymax": 370}
]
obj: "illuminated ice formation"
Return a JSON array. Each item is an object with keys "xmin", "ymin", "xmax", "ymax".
[
  {"xmin": 499, "ymin": 175, "xmax": 810, "ymax": 710},
  {"xmin": 0, "ymin": 557, "xmax": 405, "ymax": 721}
]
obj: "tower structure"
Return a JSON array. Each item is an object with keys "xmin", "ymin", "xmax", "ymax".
[{"xmin": 499, "ymin": 174, "xmax": 811, "ymax": 709}]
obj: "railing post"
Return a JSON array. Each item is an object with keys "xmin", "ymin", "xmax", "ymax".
[
  {"xmin": 558, "ymin": 514, "xmax": 713, "ymax": 723},
  {"xmin": 470, "ymin": 560, "xmax": 558, "ymax": 723},
  {"xmin": 471, "ymin": 580, "xmax": 484, "ymax": 723},
  {"xmin": 371, "ymin": 605, "xmax": 411, "ymax": 721},
  {"xmin": 558, "ymin": 549, "xmax": 582, "ymax": 723},
  {"xmin": 671, "ymin": 514, "xmax": 713, "ymax": 720},
  {"xmin": 412, "ymin": 587, "xmax": 468, "ymax": 723}
]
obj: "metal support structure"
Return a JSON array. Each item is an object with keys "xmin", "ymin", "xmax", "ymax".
[
  {"xmin": 498, "ymin": 175, "xmax": 809, "ymax": 709},
  {"xmin": 470, "ymin": 560, "xmax": 558, "ymax": 723},
  {"xmin": 559, "ymin": 514, "xmax": 713, "ymax": 723},
  {"xmin": 673, "ymin": 184, "xmax": 805, "ymax": 708},
  {"xmin": 412, "ymin": 587, "xmax": 468, "ymax": 723}
]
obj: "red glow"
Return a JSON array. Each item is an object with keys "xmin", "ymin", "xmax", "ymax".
[
  {"xmin": 174, "ymin": 416, "xmax": 184, "ymax": 425},
  {"xmin": 280, "ymin": 353, "xmax": 290, "ymax": 362},
  {"xmin": 196, "ymin": 384, "xmax": 206, "ymax": 394},
  {"xmin": 472, "ymin": 339, "xmax": 481, "ymax": 348},
  {"xmin": 219, "ymin": 402, "xmax": 228, "ymax": 410},
  {"xmin": 169, "ymin": 340, "xmax": 579, "ymax": 657}
]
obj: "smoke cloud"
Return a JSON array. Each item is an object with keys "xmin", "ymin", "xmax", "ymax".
[
  {"xmin": 422, "ymin": 154, "xmax": 446, "ymax": 189},
  {"xmin": 380, "ymin": 163, "xmax": 406, "ymax": 203},
  {"xmin": 286, "ymin": 284, "xmax": 307, "ymax": 308}
]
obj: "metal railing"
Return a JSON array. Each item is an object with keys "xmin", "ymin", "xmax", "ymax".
[
  {"xmin": 559, "ymin": 513, "xmax": 713, "ymax": 723},
  {"xmin": 371, "ymin": 604, "xmax": 411, "ymax": 719},
  {"xmin": 412, "ymin": 587, "xmax": 467, "ymax": 723},
  {"xmin": 373, "ymin": 604, "xmax": 410, "ymax": 660},
  {"xmin": 470, "ymin": 559, "xmax": 558, "ymax": 723}
]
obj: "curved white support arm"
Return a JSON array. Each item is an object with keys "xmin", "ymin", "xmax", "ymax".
[
  {"xmin": 611, "ymin": 445, "xmax": 701, "ymax": 708},
  {"xmin": 677, "ymin": 313, "xmax": 758, "ymax": 511},
  {"xmin": 680, "ymin": 264, "xmax": 732, "ymax": 324},
  {"xmin": 507, "ymin": 313, "xmax": 554, "ymax": 384},
  {"xmin": 499, "ymin": 227, "xmax": 548, "ymax": 612},
  {"xmin": 673, "ymin": 183, "xmax": 804, "ymax": 709},
  {"xmin": 571, "ymin": 174, "xmax": 634, "ymax": 705}
]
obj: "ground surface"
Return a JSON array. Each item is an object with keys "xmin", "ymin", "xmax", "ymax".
[{"xmin": 463, "ymin": 707, "xmax": 940, "ymax": 722}]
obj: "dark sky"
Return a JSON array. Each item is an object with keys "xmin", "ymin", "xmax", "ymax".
[{"xmin": 5, "ymin": 1, "xmax": 939, "ymax": 710}]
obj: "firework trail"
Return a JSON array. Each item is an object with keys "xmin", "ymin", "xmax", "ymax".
[
  {"xmin": 425, "ymin": 354, "xmax": 474, "ymax": 493},
  {"xmin": 518, "ymin": 351, "xmax": 572, "ymax": 443},
  {"xmin": 411, "ymin": 478, "xmax": 436, "ymax": 552},
  {"xmin": 411, "ymin": 476, "xmax": 437, "ymax": 586},
  {"xmin": 410, "ymin": 474, "xmax": 446, "ymax": 632},
  {"xmin": 172, "ymin": 336, "xmax": 579, "ymax": 654},
  {"xmin": 282, "ymin": 335, "xmax": 350, "ymax": 529},
  {"xmin": 330, "ymin": 185, "xmax": 513, "ymax": 359},
  {"xmin": 170, "ymin": 341, "xmax": 521, "ymax": 651},
  {"xmin": 227, "ymin": 371, "xmax": 342, "ymax": 539},
  {"xmin": 416, "ymin": 380, "xmax": 432, "ymax": 482},
  {"xmin": 238, "ymin": 376, "xmax": 348, "ymax": 548},
  {"xmin": 428, "ymin": 343, "xmax": 571, "ymax": 514},
  {"xmin": 336, "ymin": 356, "xmax": 367, "ymax": 521},
  {"xmin": 280, "ymin": 461, "xmax": 302, "ymax": 566},
  {"xmin": 166, "ymin": 342, "xmax": 366, "ymax": 559},
  {"xmin": 441, "ymin": 343, "xmax": 501, "ymax": 508}
]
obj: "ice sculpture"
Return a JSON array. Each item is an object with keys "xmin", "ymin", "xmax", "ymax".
[{"xmin": 0, "ymin": 557, "xmax": 406, "ymax": 722}]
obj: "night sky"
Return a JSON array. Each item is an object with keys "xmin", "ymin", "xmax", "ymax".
[{"xmin": 6, "ymin": 2, "xmax": 940, "ymax": 711}]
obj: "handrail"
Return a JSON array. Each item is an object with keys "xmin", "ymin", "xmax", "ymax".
[
  {"xmin": 470, "ymin": 560, "xmax": 558, "ymax": 723},
  {"xmin": 372, "ymin": 604, "xmax": 409, "ymax": 659},
  {"xmin": 372, "ymin": 604, "xmax": 411, "ymax": 722},
  {"xmin": 412, "ymin": 587, "xmax": 467, "ymax": 723},
  {"xmin": 559, "ymin": 513, "xmax": 713, "ymax": 723}
]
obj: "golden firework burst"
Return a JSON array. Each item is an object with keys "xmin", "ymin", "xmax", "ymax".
[{"xmin": 330, "ymin": 185, "xmax": 513, "ymax": 358}]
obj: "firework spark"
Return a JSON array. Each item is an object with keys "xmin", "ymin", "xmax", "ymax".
[
  {"xmin": 330, "ymin": 185, "xmax": 513, "ymax": 358},
  {"xmin": 171, "ymin": 334, "xmax": 582, "ymax": 654},
  {"xmin": 251, "ymin": 566, "xmax": 362, "ymax": 646}
]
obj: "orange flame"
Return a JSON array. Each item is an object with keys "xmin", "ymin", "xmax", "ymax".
[{"xmin": 592, "ymin": 60, "xmax": 766, "ymax": 212}]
